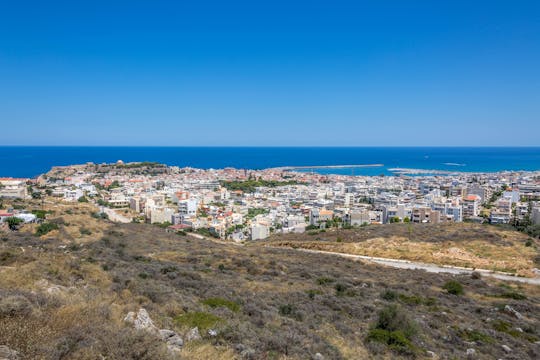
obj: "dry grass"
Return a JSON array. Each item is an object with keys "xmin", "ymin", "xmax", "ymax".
[
  {"xmin": 268, "ymin": 223, "xmax": 539, "ymax": 276},
  {"xmin": 1, "ymin": 202, "xmax": 539, "ymax": 359},
  {"xmin": 180, "ymin": 343, "xmax": 238, "ymax": 360}
]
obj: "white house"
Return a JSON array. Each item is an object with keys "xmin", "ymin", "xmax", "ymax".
[{"xmin": 64, "ymin": 189, "xmax": 84, "ymax": 201}]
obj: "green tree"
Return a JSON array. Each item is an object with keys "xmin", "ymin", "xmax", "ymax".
[{"xmin": 6, "ymin": 217, "xmax": 24, "ymax": 230}]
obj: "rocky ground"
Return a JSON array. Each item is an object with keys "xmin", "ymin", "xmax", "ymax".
[{"xmin": 0, "ymin": 203, "xmax": 539, "ymax": 359}]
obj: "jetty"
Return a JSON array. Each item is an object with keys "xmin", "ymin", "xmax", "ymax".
[{"xmin": 275, "ymin": 164, "xmax": 384, "ymax": 171}]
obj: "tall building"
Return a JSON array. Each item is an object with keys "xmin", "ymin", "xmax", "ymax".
[{"xmin": 462, "ymin": 195, "xmax": 481, "ymax": 218}]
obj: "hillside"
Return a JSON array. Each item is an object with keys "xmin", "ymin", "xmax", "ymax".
[
  {"xmin": 1, "ymin": 204, "xmax": 539, "ymax": 359},
  {"xmin": 268, "ymin": 223, "xmax": 540, "ymax": 278}
]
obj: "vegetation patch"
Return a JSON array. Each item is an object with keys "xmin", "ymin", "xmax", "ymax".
[
  {"xmin": 455, "ymin": 327, "xmax": 494, "ymax": 343},
  {"xmin": 278, "ymin": 304, "xmax": 303, "ymax": 321},
  {"xmin": 306, "ymin": 289, "xmax": 323, "ymax": 299},
  {"xmin": 380, "ymin": 289, "xmax": 398, "ymax": 301},
  {"xmin": 5, "ymin": 217, "xmax": 24, "ymax": 231},
  {"xmin": 35, "ymin": 222, "xmax": 59, "ymax": 236},
  {"xmin": 79, "ymin": 227, "xmax": 92, "ymax": 235},
  {"xmin": 492, "ymin": 320, "xmax": 538, "ymax": 342},
  {"xmin": 221, "ymin": 179, "xmax": 305, "ymax": 193},
  {"xmin": 175, "ymin": 312, "xmax": 223, "ymax": 332},
  {"xmin": 366, "ymin": 304, "xmax": 418, "ymax": 355},
  {"xmin": 398, "ymin": 293, "xmax": 436, "ymax": 306},
  {"xmin": 496, "ymin": 291, "xmax": 527, "ymax": 300},
  {"xmin": 246, "ymin": 208, "xmax": 269, "ymax": 219},
  {"xmin": 316, "ymin": 277, "xmax": 334, "ymax": 285},
  {"xmin": 443, "ymin": 280, "xmax": 463, "ymax": 295},
  {"xmin": 334, "ymin": 283, "xmax": 355, "ymax": 297},
  {"xmin": 201, "ymin": 297, "xmax": 240, "ymax": 313}
]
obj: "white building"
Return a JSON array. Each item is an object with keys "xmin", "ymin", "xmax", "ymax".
[
  {"xmin": 64, "ymin": 189, "xmax": 84, "ymax": 201},
  {"xmin": 150, "ymin": 207, "xmax": 176, "ymax": 224},
  {"xmin": 250, "ymin": 223, "xmax": 270, "ymax": 240},
  {"xmin": 531, "ymin": 206, "xmax": 540, "ymax": 225},
  {"xmin": 0, "ymin": 178, "xmax": 28, "ymax": 199},
  {"xmin": 179, "ymin": 198, "xmax": 199, "ymax": 217}
]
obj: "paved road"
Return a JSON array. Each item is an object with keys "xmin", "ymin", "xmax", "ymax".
[{"xmin": 276, "ymin": 247, "xmax": 540, "ymax": 285}]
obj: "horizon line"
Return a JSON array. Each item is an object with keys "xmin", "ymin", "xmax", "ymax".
[{"xmin": 1, "ymin": 145, "xmax": 539, "ymax": 148}]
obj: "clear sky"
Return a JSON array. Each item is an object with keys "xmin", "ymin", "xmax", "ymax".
[{"xmin": 1, "ymin": 1, "xmax": 539, "ymax": 146}]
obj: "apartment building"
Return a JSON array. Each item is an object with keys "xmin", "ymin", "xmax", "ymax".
[
  {"xmin": 412, "ymin": 207, "xmax": 441, "ymax": 223},
  {"xmin": 462, "ymin": 195, "xmax": 481, "ymax": 218}
]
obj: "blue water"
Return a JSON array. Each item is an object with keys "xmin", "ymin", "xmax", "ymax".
[{"xmin": 0, "ymin": 147, "xmax": 539, "ymax": 178}]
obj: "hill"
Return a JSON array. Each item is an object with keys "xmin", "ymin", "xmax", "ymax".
[{"xmin": 1, "ymin": 203, "xmax": 539, "ymax": 359}]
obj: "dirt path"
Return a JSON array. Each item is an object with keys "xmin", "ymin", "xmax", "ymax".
[
  {"xmin": 272, "ymin": 247, "xmax": 540, "ymax": 285},
  {"xmin": 101, "ymin": 207, "xmax": 131, "ymax": 223}
]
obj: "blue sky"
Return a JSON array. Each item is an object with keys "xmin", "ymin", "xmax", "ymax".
[{"xmin": 1, "ymin": 1, "xmax": 539, "ymax": 146}]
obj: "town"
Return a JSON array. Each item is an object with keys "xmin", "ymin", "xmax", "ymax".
[{"xmin": 1, "ymin": 161, "xmax": 540, "ymax": 240}]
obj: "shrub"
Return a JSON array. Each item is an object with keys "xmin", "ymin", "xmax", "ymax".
[
  {"xmin": 367, "ymin": 328, "xmax": 415, "ymax": 354},
  {"xmin": 443, "ymin": 280, "xmax": 463, "ymax": 295},
  {"xmin": 279, "ymin": 304, "xmax": 294, "ymax": 316},
  {"xmin": 31, "ymin": 210, "xmax": 47, "ymax": 219},
  {"xmin": 6, "ymin": 217, "xmax": 24, "ymax": 230},
  {"xmin": 374, "ymin": 304, "xmax": 417, "ymax": 338},
  {"xmin": 278, "ymin": 304, "xmax": 303, "ymax": 321},
  {"xmin": 367, "ymin": 304, "xmax": 418, "ymax": 354},
  {"xmin": 398, "ymin": 294, "xmax": 423, "ymax": 305},
  {"xmin": 92, "ymin": 212, "xmax": 109, "ymax": 220},
  {"xmin": 79, "ymin": 227, "xmax": 92, "ymax": 235},
  {"xmin": 380, "ymin": 290, "xmax": 398, "ymax": 301},
  {"xmin": 35, "ymin": 222, "xmax": 59, "ymax": 236},
  {"xmin": 202, "ymin": 297, "xmax": 240, "ymax": 312},
  {"xmin": 334, "ymin": 283, "xmax": 354, "ymax": 296},
  {"xmin": 160, "ymin": 266, "xmax": 178, "ymax": 274},
  {"xmin": 306, "ymin": 289, "xmax": 323, "ymax": 299},
  {"xmin": 316, "ymin": 277, "xmax": 334, "ymax": 285}
]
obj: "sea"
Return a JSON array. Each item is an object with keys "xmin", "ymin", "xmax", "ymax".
[{"xmin": 0, "ymin": 147, "xmax": 539, "ymax": 178}]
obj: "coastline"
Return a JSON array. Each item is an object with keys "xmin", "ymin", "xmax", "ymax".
[{"xmin": 0, "ymin": 146, "xmax": 539, "ymax": 178}]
